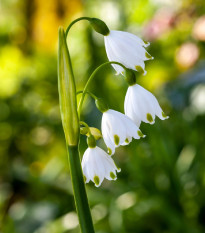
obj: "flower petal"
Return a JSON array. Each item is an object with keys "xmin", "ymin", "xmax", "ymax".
[
  {"xmin": 81, "ymin": 146, "xmax": 120, "ymax": 187},
  {"xmin": 124, "ymin": 84, "xmax": 169, "ymax": 126},
  {"xmin": 102, "ymin": 109, "xmax": 143, "ymax": 151},
  {"xmin": 104, "ymin": 30, "xmax": 152, "ymax": 75}
]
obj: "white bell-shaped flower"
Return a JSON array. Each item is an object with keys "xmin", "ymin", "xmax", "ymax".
[
  {"xmin": 102, "ymin": 109, "xmax": 145, "ymax": 155},
  {"xmin": 82, "ymin": 146, "xmax": 120, "ymax": 187},
  {"xmin": 104, "ymin": 30, "xmax": 153, "ymax": 75},
  {"xmin": 124, "ymin": 84, "xmax": 169, "ymax": 127}
]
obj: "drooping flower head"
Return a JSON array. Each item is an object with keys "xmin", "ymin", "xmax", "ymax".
[
  {"xmin": 82, "ymin": 136, "xmax": 120, "ymax": 187},
  {"xmin": 101, "ymin": 109, "xmax": 145, "ymax": 155},
  {"xmin": 95, "ymin": 99, "xmax": 145, "ymax": 155},
  {"xmin": 104, "ymin": 30, "xmax": 153, "ymax": 75},
  {"xmin": 124, "ymin": 84, "xmax": 169, "ymax": 127}
]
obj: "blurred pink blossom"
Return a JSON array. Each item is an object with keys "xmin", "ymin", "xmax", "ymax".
[
  {"xmin": 192, "ymin": 15, "xmax": 205, "ymax": 41},
  {"xmin": 176, "ymin": 42, "xmax": 199, "ymax": 69},
  {"xmin": 143, "ymin": 8, "xmax": 175, "ymax": 41}
]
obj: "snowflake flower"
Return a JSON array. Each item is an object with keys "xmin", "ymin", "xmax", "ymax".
[
  {"xmin": 124, "ymin": 84, "xmax": 169, "ymax": 127},
  {"xmin": 104, "ymin": 30, "xmax": 153, "ymax": 75},
  {"xmin": 82, "ymin": 146, "xmax": 120, "ymax": 187},
  {"xmin": 102, "ymin": 109, "xmax": 145, "ymax": 155}
]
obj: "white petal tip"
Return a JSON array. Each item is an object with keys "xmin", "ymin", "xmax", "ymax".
[
  {"xmin": 146, "ymin": 120, "xmax": 155, "ymax": 125},
  {"xmin": 109, "ymin": 171, "xmax": 118, "ymax": 180},
  {"xmin": 143, "ymin": 41, "xmax": 150, "ymax": 47},
  {"xmin": 123, "ymin": 138, "xmax": 131, "ymax": 145},
  {"xmin": 135, "ymin": 65, "xmax": 146, "ymax": 75},
  {"xmin": 137, "ymin": 131, "xmax": 145, "ymax": 138},
  {"xmin": 107, "ymin": 147, "xmax": 114, "ymax": 156},
  {"xmin": 93, "ymin": 176, "xmax": 101, "ymax": 187},
  {"xmin": 146, "ymin": 113, "xmax": 155, "ymax": 124},
  {"xmin": 161, "ymin": 112, "xmax": 169, "ymax": 120},
  {"xmin": 111, "ymin": 175, "xmax": 117, "ymax": 181}
]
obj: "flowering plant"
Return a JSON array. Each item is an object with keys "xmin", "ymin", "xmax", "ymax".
[{"xmin": 57, "ymin": 17, "xmax": 168, "ymax": 233}]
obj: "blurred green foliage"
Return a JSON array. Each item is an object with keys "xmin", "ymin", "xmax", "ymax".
[{"xmin": 1, "ymin": 0, "xmax": 205, "ymax": 232}]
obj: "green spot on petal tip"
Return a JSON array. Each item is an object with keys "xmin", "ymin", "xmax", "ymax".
[
  {"xmin": 114, "ymin": 161, "xmax": 121, "ymax": 172},
  {"xmin": 110, "ymin": 172, "xmax": 116, "ymax": 179},
  {"xmin": 137, "ymin": 130, "xmax": 144, "ymax": 137},
  {"xmin": 145, "ymin": 52, "xmax": 153, "ymax": 59},
  {"xmin": 135, "ymin": 65, "xmax": 144, "ymax": 74},
  {"xmin": 143, "ymin": 40, "xmax": 149, "ymax": 45},
  {"xmin": 83, "ymin": 175, "xmax": 87, "ymax": 182},
  {"xmin": 162, "ymin": 111, "xmax": 168, "ymax": 118},
  {"xmin": 114, "ymin": 134, "xmax": 120, "ymax": 145},
  {"xmin": 107, "ymin": 147, "xmax": 112, "ymax": 155},
  {"xmin": 93, "ymin": 176, "xmax": 100, "ymax": 186},
  {"xmin": 125, "ymin": 138, "xmax": 129, "ymax": 143},
  {"xmin": 147, "ymin": 113, "xmax": 154, "ymax": 123}
]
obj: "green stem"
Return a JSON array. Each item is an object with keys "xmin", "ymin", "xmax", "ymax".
[
  {"xmin": 77, "ymin": 90, "xmax": 97, "ymax": 100},
  {"xmin": 65, "ymin": 17, "xmax": 91, "ymax": 37},
  {"xmin": 64, "ymin": 19, "xmax": 126, "ymax": 233},
  {"xmin": 64, "ymin": 18, "xmax": 95, "ymax": 233},
  {"xmin": 79, "ymin": 121, "xmax": 91, "ymax": 135},
  {"xmin": 67, "ymin": 145, "xmax": 95, "ymax": 233},
  {"xmin": 78, "ymin": 61, "xmax": 127, "ymax": 117}
]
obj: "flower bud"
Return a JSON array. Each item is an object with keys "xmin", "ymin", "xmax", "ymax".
[
  {"xmin": 58, "ymin": 27, "xmax": 79, "ymax": 146},
  {"xmin": 89, "ymin": 18, "xmax": 110, "ymax": 36},
  {"xmin": 95, "ymin": 98, "xmax": 109, "ymax": 113},
  {"xmin": 124, "ymin": 69, "xmax": 137, "ymax": 86}
]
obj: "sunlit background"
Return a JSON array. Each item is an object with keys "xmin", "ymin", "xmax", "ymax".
[{"xmin": 1, "ymin": 0, "xmax": 205, "ymax": 232}]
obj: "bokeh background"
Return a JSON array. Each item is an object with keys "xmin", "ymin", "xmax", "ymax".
[{"xmin": 1, "ymin": 0, "xmax": 205, "ymax": 232}]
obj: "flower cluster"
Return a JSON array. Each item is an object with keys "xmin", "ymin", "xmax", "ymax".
[{"xmin": 81, "ymin": 29, "xmax": 168, "ymax": 187}]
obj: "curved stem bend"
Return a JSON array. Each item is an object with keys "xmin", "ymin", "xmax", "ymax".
[
  {"xmin": 78, "ymin": 61, "xmax": 127, "ymax": 118},
  {"xmin": 79, "ymin": 121, "xmax": 91, "ymax": 135},
  {"xmin": 77, "ymin": 91, "xmax": 97, "ymax": 100},
  {"xmin": 65, "ymin": 17, "xmax": 91, "ymax": 37},
  {"xmin": 63, "ymin": 17, "xmax": 95, "ymax": 233}
]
